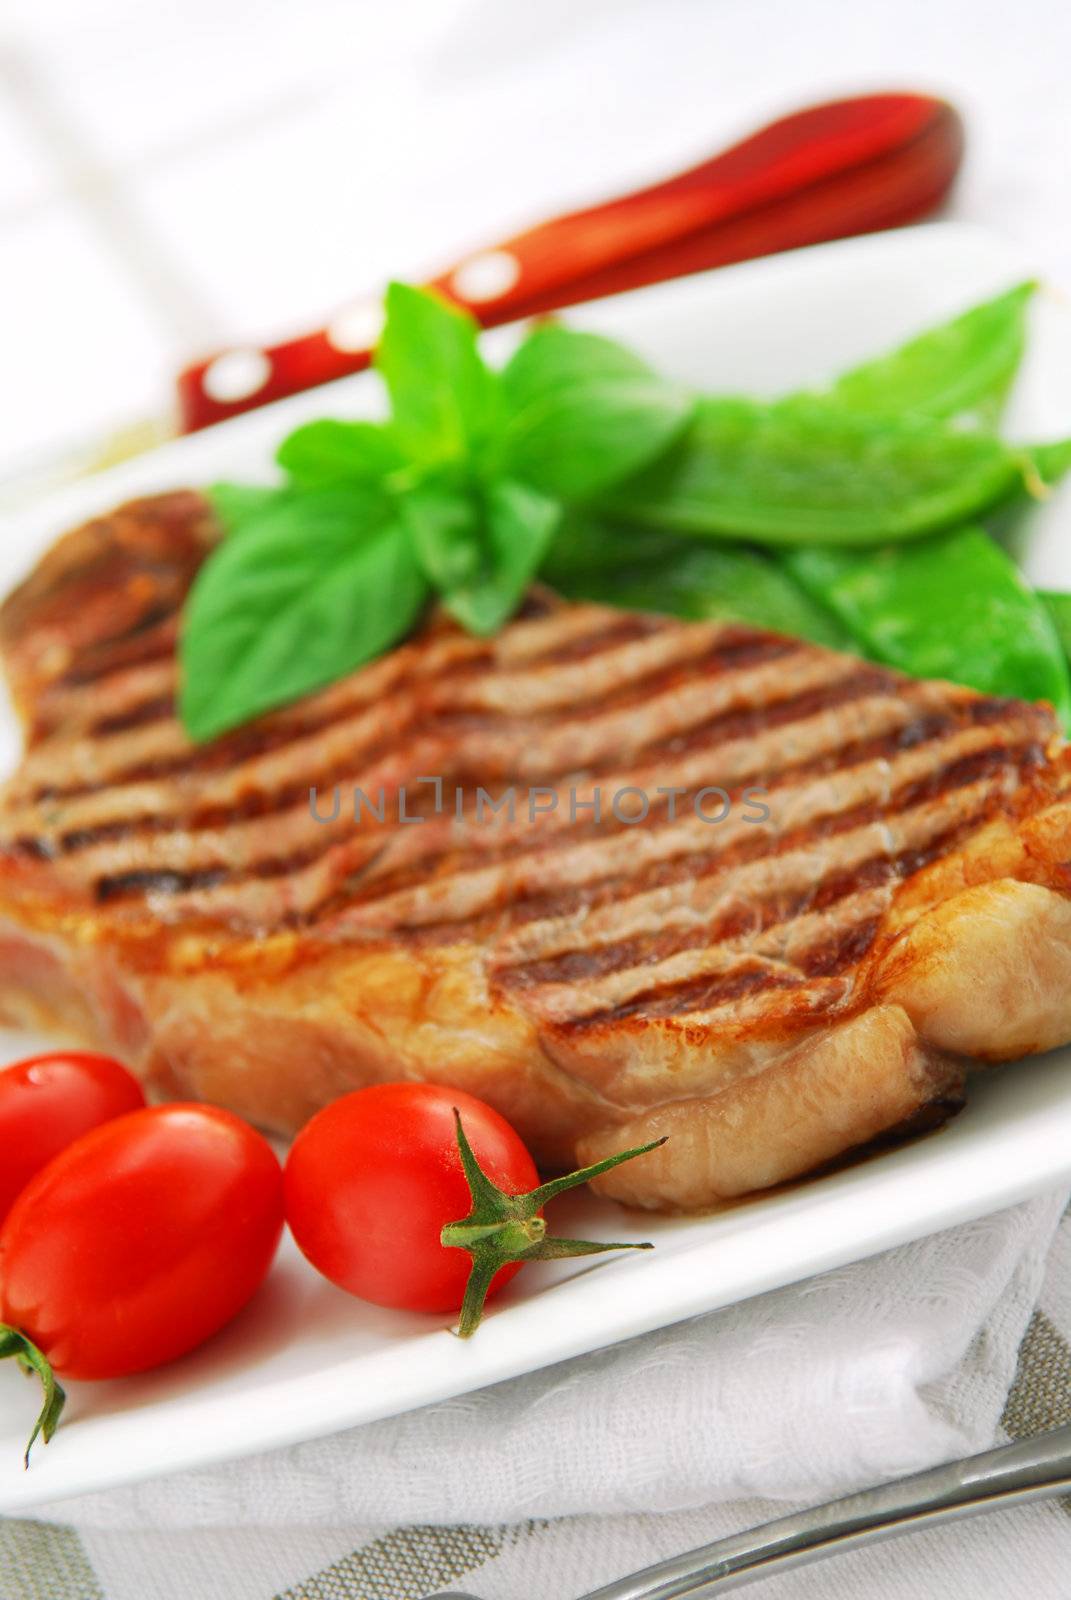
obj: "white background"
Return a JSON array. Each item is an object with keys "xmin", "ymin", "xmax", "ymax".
[{"xmin": 0, "ymin": 0, "xmax": 1069, "ymax": 489}]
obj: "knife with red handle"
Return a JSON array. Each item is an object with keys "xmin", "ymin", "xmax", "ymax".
[{"xmin": 176, "ymin": 91, "xmax": 963, "ymax": 433}]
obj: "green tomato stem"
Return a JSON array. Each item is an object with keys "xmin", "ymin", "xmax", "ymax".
[
  {"xmin": 441, "ymin": 1216, "xmax": 546, "ymax": 1253},
  {"xmin": 0, "ymin": 1325, "xmax": 66, "ymax": 1468},
  {"xmin": 440, "ymin": 1111, "xmax": 665, "ymax": 1338}
]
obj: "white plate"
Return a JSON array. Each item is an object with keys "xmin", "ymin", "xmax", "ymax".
[{"xmin": 2, "ymin": 221, "xmax": 1071, "ymax": 1515}]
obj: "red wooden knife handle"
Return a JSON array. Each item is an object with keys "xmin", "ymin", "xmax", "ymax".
[{"xmin": 176, "ymin": 92, "xmax": 963, "ymax": 433}]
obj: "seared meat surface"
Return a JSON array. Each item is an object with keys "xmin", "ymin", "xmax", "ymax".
[{"xmin": 2, "ymin": 491, "xmax": 1071, "ymax": 1209}]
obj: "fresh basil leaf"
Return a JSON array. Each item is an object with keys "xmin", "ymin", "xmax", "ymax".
[
  {"xmin": 180, "ymin": 487, "xmax": 427, "ymax": 741},
  {"xmin": 543, "ymin": 515, "xmax": 850, "ymax": 648},
  {"xmin": 602, "ymin": 396, "xmax": 1029, "ymax": 547},
  {"xmin": 403, "ymin": 476, "xmax": 558, "ymax": 636},
  {"xmin": 208, "ymin": 481, "xmax": 282, "ymax": 533},
  {"xmin": 276, "ymin": 419, "xmax": 403, "ymax": 488},
  {"xmin": 499, "ymin": 324, "xmax": 692, "ymax": 499},
  {"xmin": 400, "ymin": 480, "xmax": 484, "ymax": 592},
  {"xmin": 374, "ymin": 283, "xmax": 499, "ymax": 464},
  {"xmin": 785, "ymin": 528, "xmax": 1071, "ymax": 726},
  {"xmin": 825, "ymin": 281, "xmax": 1036, "ymax": 423},
  {"xmin": 471, "ymin": 478, "xmax": 560, "ymax": 632}
]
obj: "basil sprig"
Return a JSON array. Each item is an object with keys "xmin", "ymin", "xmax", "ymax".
[
  {"xmin": 180, "ymin": 276, "xmax": 1071, "ymax": 742},
  {"xmin": 180, "ymin": 284, "xmax": 692, "ymax": 741}
]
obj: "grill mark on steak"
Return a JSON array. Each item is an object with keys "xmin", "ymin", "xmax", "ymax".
[
  {"xmin": 45, "ymin": 679, "xmax": 1009, "ymax": 912},
  {"xmin": 544, "ymin": 884, "xmax": 892, "ymax": 1029},
  {"xmin": 19, "ymin": 640, "xmax": 852, "ymax": 861},
  {"xmin": 44, "ymin": 653, "xmax": 881, "ymax": 855},
  {"xmin": 73, "ymin": 619, "xmax": 660, "ymax": 743},
  {"xmin": 525, "ymin": 613, "xmax": 662, "ymax": 662},
  {"xmin": 308, "ymin": 702, "xmax": 971, "ymax": 915},
  {"xmin": 18, "ymin": 699, "xmax": 1038, "ymax": 938},
  {"xmin": 393, "ymin": 745, "xmax": 1037, "ymax": 951},
  {"xmin": 94, "ymin": 839, "xmax": 341, "ymax": 903},
  {"xmin": 590, "ymin": 663, "xmax": 897, "ymax": 764},
  {"xmin": 494, "ymin": 820, "xmax": 977, "ymax": 991},
  {"xmin": 800, "ymin": 915, "xmax": 886, "ymax": 979},
  {"xmin": 59, "ymin": 607, "xmax": 176, "ymax": 672},
  {"xmin": 428, "ymin": 634, "xmax": 803, "ymax": 733},
  {"xmin": 28, "ymin": 615, "xmax": 777, "ymax": 802},
  {"xmin": 567, "ymin": 961, "xmax": 807, "ymax": 1025},
  {"xmin": 317, "ymin": 726, "xmax": 1038, "ymax": 930},
  {"xmin": 53, "ymin": 616, "xmax": 179, "ymax": 690},
  {"xmin": 92, "ymin": 693, "xmax": 178, "ymax": 737},
  {"xmin": 95, "ymin": 865, "xmax": 230, "ymax": 902}
]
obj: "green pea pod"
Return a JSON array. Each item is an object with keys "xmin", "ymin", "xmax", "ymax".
[
  {"xmin": 601, "ymin": 397, "xmax": 1031, "ymax": 548},
  {"xmin": 542, "ymin": 516, "xmax": 850, "ymax": 648},
  {"xmin": 1039, "ymin": 591, "xmax": 1071, "ymax": 664},
  {"xmin": 784, "ymin": 528, "xmax": 1071, "ymax": 728},
  {"xmin": 823, "ymin": 281, "xmax": 1036, "ymax": 423},
  {"xmin": 1029, "ymin": 438, "xmax": 1071, "ymax": 487}
]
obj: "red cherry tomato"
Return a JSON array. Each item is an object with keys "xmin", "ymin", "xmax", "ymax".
[
  {"xmin": 0, "ymin": 1104, "xmax": 284, "ymax": 1380},
  {"xmin": 285, "ymin": 1083, "xmax": 539, "ymax": 1314},
  {"xmin": 0, "ymin": 1051, "xmax": 145, "ymax": 1223}
]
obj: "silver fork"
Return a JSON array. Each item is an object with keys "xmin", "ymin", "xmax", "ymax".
[{"xmin": 425, "ymin": 1423, "xmax": 1071, "ymax": 1598}]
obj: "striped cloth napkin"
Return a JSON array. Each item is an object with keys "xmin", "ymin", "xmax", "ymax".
[{"xmin": 4, "ymin": 1187, "xmax": 1070, "ymax": 1600}]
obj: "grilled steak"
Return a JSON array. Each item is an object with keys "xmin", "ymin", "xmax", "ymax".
[{"xmin": 2, "ymin": 490, "xmax": 1071, "ymax": 1211}]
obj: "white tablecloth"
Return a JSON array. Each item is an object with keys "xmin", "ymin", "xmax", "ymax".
[{"xmin": 7, "ymin": 1189, "xmax": 1071, "ymax": 1598}]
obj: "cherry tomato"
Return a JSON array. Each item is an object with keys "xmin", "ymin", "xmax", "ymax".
[
  {"xmin": 285, "ymin": 1083, "xmax": 539, "ymax": 1314},
  {"xmin": 0, "ymin": 1104, "xmax": 284, "ymax": 1380},
  {"xmin": 0, "ymin": 1051, "xmax": 145, "ymax": 1223}
]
